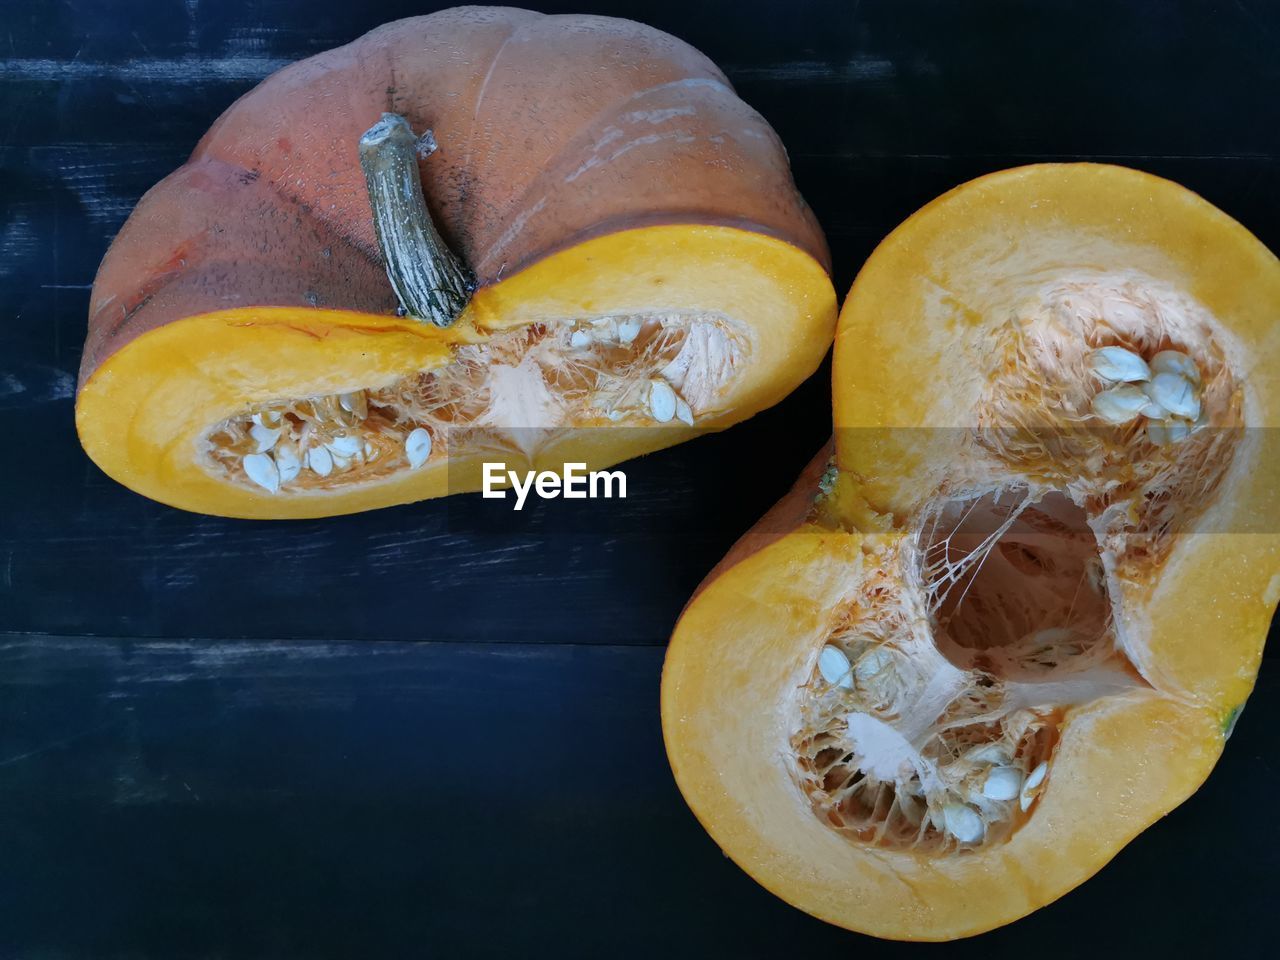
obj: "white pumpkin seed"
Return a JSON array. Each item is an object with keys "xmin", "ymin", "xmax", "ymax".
[
  {"xmin": 1019, "ymin": 761, "xmax": 1049, "ymax": 812},
  {"xmin": 854, "ymin": 647, "xmax": 894, "ymax": 683},
  {"xmin": 617, "ymin": 317, "xmax": 642, "ymax": 344},
  {"xmin": 1147, "ymin": 371, "xmax": 1200, "ymax": 420},
  {"xmin": 250, "ymin": 423, "xmax": 281, "ymax": 453},
  {"xmin": 982, "ymin": 766, "xmax": 1022, "ymax": 801},
  {"xmin": 1150, "ymin": 349, "xmax": 1200, "ymax": 385},
  {"xmin": 1091, "ymin": 384, "xmax": 1148, "ymax": 423},
  {"xmin": 966, "ymin": 743, "xmax": 1012, "ymax": 765},
  {"xmin": 307, "ymin": 446, "xmax": 333, "ymax": 477},
  {"xmin": 406, "ymin": 427, "xmax": 432, "ymax": 468},
  {"xmin": 326, "ymin": 434, "xmax": 363, "ymax": 458},
  {"xmin": 1166, "ymin": 419, "xmax": 1191, "ymax": 443},
  {"xmin": 274, "ymin": 443, "xmax": 301, "ymax": 484},
  {"xmin": 569, "ymin": 330, "xmax": 592, "ymax": 349},
  {"xmin": 243, "ymin": 452, "xmax": 280, "ymax": 493},
  {"xmin": 649, "ymin": 380, "xmax": 677, "ymax": 423},
  {"xmin": 942, "ymin": 802, "xmax": 985, "ymax": 843},
  {"xmin": 1146, "ymin": 420, "xmax": 1171, "ymax": 446},
  {"xmin": 330, "ymin": 452, "xmax": 352, "ymax": 471},
  {"xmin": 817, "ymin": 644, "xmax": 854, "ymax": 689},
  {"xmin": 1087, "ymin": 346, "xmax": 1150, "ymax": 383},
  {"xmin": 675, "ymin": 397, "xmax": 694, "ymax": 426},
  {"xmin": 339, "ymin": 391, "xmax": 368, "ymax": 419},
  {"xmin": 252, "ymin": 410, "xmax": 283, "ymax": 429},
  {"xmin": 1138, "ymin": 381, "xmax": 1168, "ymax": 418}
]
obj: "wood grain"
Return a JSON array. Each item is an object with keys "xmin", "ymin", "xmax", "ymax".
[
  {"xmin": 1, "ymin": 1, "xmax": 1277, "ymax": 953},
  {"xmin": 0, "ymin": 635, "xmax": 1275, "ymax": 957}
]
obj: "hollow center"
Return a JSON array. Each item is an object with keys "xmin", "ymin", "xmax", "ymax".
[
  {"xmin": 924, "ymin": 491, "xmax": 1112, "ymax": 679},
  {"xmin": 200, "ymin": 313, "xmax": 745, "ymax": 494}
]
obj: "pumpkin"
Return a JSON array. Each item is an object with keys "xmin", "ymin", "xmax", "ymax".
[
  {"xmin": 662, "ymin": 164, "xmax": 1280, "ymax": 939},
  {"xmin": 75, "ymin": 7, "xmax": 834, "ymax": 518}
]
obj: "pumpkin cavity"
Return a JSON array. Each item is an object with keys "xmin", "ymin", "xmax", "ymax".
[
  {"xmin": 200, "ymin": 312, "xmax": 746, "ymax": 493},
  {"xmin": 792, "ymin": 271, "xmax": 1242, "ymax": 854}
]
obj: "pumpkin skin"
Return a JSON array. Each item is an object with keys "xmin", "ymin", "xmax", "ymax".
[
  {"xmin": 76, "ymin": 7, "xmax": 835, "ymax": 518},
  {"xmin": 662, "ymin": 165, "xmax": 1280, "ymax": 939}
]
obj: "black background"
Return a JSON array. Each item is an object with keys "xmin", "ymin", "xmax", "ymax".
[{"xmin": 1, "ymin": 1, "xmax": 1278, "ymax": 956}]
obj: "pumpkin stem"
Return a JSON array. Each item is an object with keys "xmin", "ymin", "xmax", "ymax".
[{"xmin": 359, "ymin": 112, "xmax": 474, "ymax": 328}]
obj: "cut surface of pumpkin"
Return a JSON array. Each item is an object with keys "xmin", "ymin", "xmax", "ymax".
[
  {"xmin": 76, "ymin": 9, "xmax": 835, "ymax": 518},
  {"xmin": 662, "ymin": 164, "xmax": 1280, "ymax": 939}
]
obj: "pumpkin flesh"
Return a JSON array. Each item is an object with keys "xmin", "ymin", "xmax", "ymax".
[
  {"xmin": 79, "ymin": 225, "xmax": 831, "ymax": 518},
  {"xmin": 663, "ymin": 164, "xmax": 1280, "ymax": 938}
]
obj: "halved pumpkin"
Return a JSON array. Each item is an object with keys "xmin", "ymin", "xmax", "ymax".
[
  {"xmin": 663, "ymin": 164, "xmax": 1280, "ymax": 939},
  {"xmin": 76, "ymin": 8, "xmax": 834, "ymax": 518}
]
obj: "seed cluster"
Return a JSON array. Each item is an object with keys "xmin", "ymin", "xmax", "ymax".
[
  {"xmin": 205, "ymin": 314, "xmax": 740, "ymax": 494},
  {"xmin": 1088, "ymin": 346, "xmax": 1205, "ymax": 444},
  {"xmin": 799, "ymin": 634, "xmax": 1058, "ymax": 852},
  {"xmin": 211, "ymin": 395, "xmax": 431, "ymax": 495}
]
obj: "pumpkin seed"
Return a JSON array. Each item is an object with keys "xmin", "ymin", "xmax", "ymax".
[
  {"xmin": 274, "ymin": 443, "xmax": 302, "ymax": 484},
  {"xmin": 1091, "ymin": 384, "xmax": 1148, "ymax": 423},
  {"xmin": 243, "ymin": 452, "xmax": 280, "ymax": 493},
  {"xmin": 942, "ymin": 802, "xmax": 985, "ymax": 843},
  {"xmin": 982, "ymin": 766, "xmax": 1022, "ymax": 801},
  {"xmin": 1150, "ymin": 349, "xmax": 1200, "ymax": 385},
  {"xmin": 307, "ymin": 446, "xmax": 334, "ymax": 477},
  {"xmin": 570, "ymin": 330, "xmax": 592, "ymax": 349},
  {"xmin": 1088, "ymin": 346, "xmax": 1150, "ymax": 383},
  {"xmin": 649, "ymin": 380, "xmax": 677, "ymax": 422},
  {"xmin": 250, "ymin": 423, "xmax": 281, "ymax": 453},
  {"xmin": 1147, "ymin": 371, "xmax": 1200, "ymax": 420},
  {"xmin": 675, "ymin": 397, "xmax": 694, "ymax": 426},
  {"xmin": 326, "ymin": 434, "xmax": 363, "ymax": 458},
  {"xmin": 617, "ymin": 317, "xmax": 642, "ymax": 344},
  {"xmin": 817, "ymin": 644, "xmax": 854, "ymax": 689},
  {"xmin": 854, "ymin": 647, "xmax": 894, "ymax": 684},
  {"xmin": 966, "ymin": 743, "xmax": 1012, "ymax": 765},
  {"xmin": 339, "ymin": 391, "xmax": 368, "ymax": 419},
  {"xmin": 1020, "ymin": 761, "xmax": 1049, "ymax": 812},
  {"xmin": 406, "ymin": 427, "xmax": 432, "ymax": 468},
  {"xmin": 1138, "ymin": 382, "xmax": 1168, "ymax": 418}
]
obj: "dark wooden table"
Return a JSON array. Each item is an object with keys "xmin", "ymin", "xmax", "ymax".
[{"xmin": 2, "ymin": 1, "xmax": 1277, "ymax": 956}]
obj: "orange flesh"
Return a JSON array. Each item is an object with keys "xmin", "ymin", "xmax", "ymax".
[
  {"xmin": 77, "ymin": 226, "xmax": 836, "ymax": 518},
  {"xmin": 662, "ymin": 165, "xmax": 1280, "ymax": 939}
]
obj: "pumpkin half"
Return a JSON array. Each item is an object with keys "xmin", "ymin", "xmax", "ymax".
[
  {"xmin": 662, "ymin": 164, "xmax": 1280, "ymax": 939},
  {"xmin": 76, "ymin": 7, "xmax": 834, "ymax": 518}
]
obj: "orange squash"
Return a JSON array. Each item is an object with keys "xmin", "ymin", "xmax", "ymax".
[
  {"xmin": 662, "ymin": 164, "xmax": 1280, "ymax": 938},
  {"xmin": 76, "ymin": 8, "xmax": 835, "ymax": 518}
]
